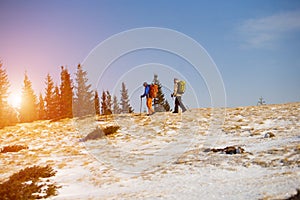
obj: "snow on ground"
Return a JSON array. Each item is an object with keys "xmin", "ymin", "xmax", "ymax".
[{"xmin": 0, "ymin": 102, "xmax": 299, "ymax": 199}]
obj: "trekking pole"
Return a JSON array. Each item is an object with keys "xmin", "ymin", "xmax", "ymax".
[{"xmin": 140, "ymin": 97, "xmax": 142, "ymax": 115}]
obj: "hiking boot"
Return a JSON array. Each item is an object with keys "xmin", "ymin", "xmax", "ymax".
[{"xmin": 147, "ymin": 112, "xmax": 155, "ymax": 116}]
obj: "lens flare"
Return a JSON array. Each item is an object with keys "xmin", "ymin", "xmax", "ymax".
[{"xmin": 8, "ymin": 92, "xmax": 22, "ymax": 108}]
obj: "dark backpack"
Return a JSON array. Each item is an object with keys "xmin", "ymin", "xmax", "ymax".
[
  {"xmin": 177, "ymin": 80, "xmax": 185, "ymax": 94},
  {"xmin": 149, "ymin": 84, "xmax": 158, "ymax": 98}
]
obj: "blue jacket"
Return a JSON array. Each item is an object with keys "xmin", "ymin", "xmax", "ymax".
[{"xmin": 141, "ymin": 85, "xmax": 150, "ymax": 98}]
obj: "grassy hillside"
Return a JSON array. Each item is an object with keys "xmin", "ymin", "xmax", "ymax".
[{"xmin": 0, "ymin": 102, "xmax": 299, "ymax": 199}]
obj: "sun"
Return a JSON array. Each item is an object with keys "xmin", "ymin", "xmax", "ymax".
[{"xmin": 8, "ymin": 92, "xmax": 22, "ymax": 108}]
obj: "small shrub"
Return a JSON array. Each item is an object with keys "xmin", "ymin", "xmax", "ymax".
[
  {"xmin": 9, "ymin": 165, "xmax": 56, "ymax": 182},
  {"xmin": 80, "ymin": 125, "xmax": 120, "ymax": 142},
  {"xmin": 0, "ymin": 145, "xmax": 28, "ymax": 153},
  {"xmin": 208, "ymin": 146, "xmax": 245, "ymax": 154},
  {"xmin": 103, "ymin": 125, "xmax": 120, "ymax": 135},
  {"xmin": 264, "ymin": 132, "xmax": 275, "ymax": 138},
  {"xmin": 80, "ymin": 127, "xmax": 104, "ymax": 142},
  {"xmin": 0, "ymin": 165, "xmax": 60, "ymax": 200}
]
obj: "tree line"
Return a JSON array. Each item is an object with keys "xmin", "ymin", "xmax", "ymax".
[{"xmin": 0, "ymin": 62, "xmax": 170, "ymax": 128}]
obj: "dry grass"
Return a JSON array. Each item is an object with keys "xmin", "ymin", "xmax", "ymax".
[{"xmin": 0, "ymin": 145, "xmax": 28, "ymax": 153}]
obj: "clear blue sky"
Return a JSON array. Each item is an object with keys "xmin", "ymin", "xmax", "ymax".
[{"xmin": 1, "ymin": 0, "xmax": 299, "ymax": 110}]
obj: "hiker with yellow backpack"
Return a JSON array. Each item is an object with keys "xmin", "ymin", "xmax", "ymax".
[
  {"xmin": 171, "ymin": 78, "xmax": 187, "ymax": 113},
  {"xmin": 140, "ymin": 82, "xmax": 158, "ymax": 116}
]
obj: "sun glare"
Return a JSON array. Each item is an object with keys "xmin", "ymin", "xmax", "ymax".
[{"xmin": 8, "ymin": 92, "xmax": 22, "ymax": 108}]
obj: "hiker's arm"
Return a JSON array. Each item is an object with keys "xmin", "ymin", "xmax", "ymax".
[
  {"xmin": 141, "ymin": 86, "xmax": 149, "ymax": 98},
  {"xmin": 173, "ymin": 82, "xmax": 178, "ymax": 96}
]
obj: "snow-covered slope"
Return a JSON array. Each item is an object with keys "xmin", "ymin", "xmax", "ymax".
[{"xmin": 0, "ymin": 102, "xmax": 299, "ymax": 199}]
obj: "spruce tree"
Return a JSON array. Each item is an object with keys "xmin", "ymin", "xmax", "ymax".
[
  {"xmin": 257, "ymin": 96, "xmax": 266, "ymax": 106},
  {"xmin": 38, "ymin": 93, "xmax": 46, "ymax": 120},
  {"xmin": 0, "ymin": 62, "xmax": 9, "ymax": 110},
  {"xmin": 153, "ymin": 74, "xmax": 171, "ymax": 112},
  {"xmin": 128, "ymin": 105, "xmax": 134, "ymax": 113},
  {"xmin": 53, "ymin": 85, "xmax": 61, "ymax": 119},
  {"xmin": 20, "ymin": 72, "xmax": 37, "ymax": 122},
  {"xmin": 60, "ymin": 66, "xmax": 73, "ymax": 118},
  {"xmin": 101, "ymin": 91, "xmax": 107, "ymax": 115},
  {"xmin": 163, "ymin": 99, "xmax": 171, "ymax": 112},
  {"xmin": 112, "ymin": 95, "xmax": 121, "ymax": 114},
  {"xmin": 106, "ymin": 91, "xmax": 112, "ymax": 112},
  {"xmin": 44, "ymin": 74, "xmax": 55, "ymax": 119},
  {"xmin": 0, "ymin": 62, "xmax": 16, "ymax": 128},
  {"xmin": 94, "ymin": 91, "xmax": 100, "ymax": 115},
  {"xmin": 120, "ymin": 82, "xmax": 134, "ymax": 113},
  {"xmin": 74, "ymin": 64, "xmax": 93, "ymax": 117},
  {"xmin": 0, "ymin": 62, "xmax": 9, "ymax": 127}
]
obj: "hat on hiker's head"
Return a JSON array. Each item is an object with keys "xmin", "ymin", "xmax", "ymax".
[{"xmin": 143, "ymin": 82, "xmax": 147, "ymax": 86}]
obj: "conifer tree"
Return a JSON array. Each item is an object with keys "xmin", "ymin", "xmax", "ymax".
[
  {"xmin": 0, "ymin": 62, "xmax": 9, "ymax": 110},
  {"xmin": 44, "ymin": 74, "xmax": 56, "ymax": 119},
  {"xmin": 106, "ymin": 91, "xmax": 112, "ymax": 112},
  {"xmin": 53, "ymin": 85, "xmax": 61, "ymax": 119},
  {"xmin": 94, "ymin": 91, "xmax": 100, "ymax": 115},
  {"xmin": 120, "ymin": 82, "xmax": 134, "ymax": 113},
  {"xmin": 20, "ymin": 72, "xmax": 37, "ymax": 122},
  {"xmin": 257, "ymin": 96, "xmax": 266, "ymax": 106},
  {"xmin": 128, "ymin": 106, "xmax": 134, "ymax": 113},
  {"xmin": 163, "ymin": 99, "xmax": 171, "ymax": 112},
  {"xmin": 101, "ymin": 91, "xmax": 107, "ymax": 115},
  {"xmin": 74, "ymin": 64, "xmax": 93, "ymax": 117},
  {"xmin": 60, "ymin": 66, "xmax": 73, "ymax": 118},
  {"xmin": 153, "ymin": 74, "xmax": 171, "ymax": 112},
  {"xmin": 112, "ymin": 95, "xmax": 121, "ymax": 114},
  {"xmin": 0, "ymin": 62, "xmax": 17, "ymax": 128},
  {"xmin": 38, "ymin": 93, "xmax": 46, "ymax": 120},
  {"xmin": 0, "ymin": 62, "xmax": 9, "ymax": 127}
]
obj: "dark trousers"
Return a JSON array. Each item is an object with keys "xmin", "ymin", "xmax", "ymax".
[{"xmin": 174, "ymin": 96, "xmax": 187, "ymax": 113}]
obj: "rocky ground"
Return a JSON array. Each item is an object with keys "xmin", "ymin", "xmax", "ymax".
[{"xmin": 0, "ymin": 102, "xmax": 299, "ymax": 199}]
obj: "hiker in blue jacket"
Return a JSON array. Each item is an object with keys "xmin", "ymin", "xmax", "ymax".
[
  {"xmin": 140, "ymin": 82, "xmax": 155, "ymax": 115},
  {"xmin": 171, "ymin": 78, "xmax": 187, "ymax": 113}
]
